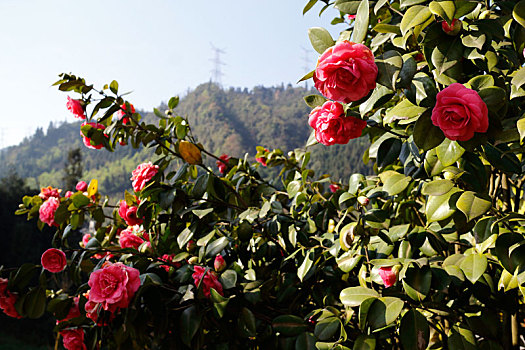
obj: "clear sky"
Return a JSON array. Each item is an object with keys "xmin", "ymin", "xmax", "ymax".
[{"xmin": 0, "ymin": 0, "xmax": 342, "ymax": 148}]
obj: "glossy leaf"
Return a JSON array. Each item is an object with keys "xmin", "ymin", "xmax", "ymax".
[
  {"xmin": 399, "ymin": 309, "xmax": 430, "ymax": 350},
  {"xmin": 340, "ymin": 286, "xmax": 379, "ymax": 307}
]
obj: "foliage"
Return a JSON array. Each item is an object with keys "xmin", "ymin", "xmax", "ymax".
[{"xmin": 6, "ymin": 1, "xmax": 525, "ymax": 349}]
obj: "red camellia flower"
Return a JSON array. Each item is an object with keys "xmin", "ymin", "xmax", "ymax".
[
  {"xmin": 39, "ymin": 186, "xmax": 61, "ymax": 200},
  {"xmin": 314, "ymin": 40, "xmax": 378, "ymax": 103},
  {"xmin": 118, "ymin": 200, "xmax": 143, "ymax": 226},
  {"xmin": 131, "ymin": 162, "xmax": 159, "ymax": 192},
  {"xmin": 116, "ymin": 103, "xmax": 135, "ymax": 124},
  {"xmin": 87, "ymin": 262, "xmax": 141, "ymax": 312},
  {"xmin": 192, "ymin": 266, "xmax": 224, "ymax": 298},
  {"xmin": 216, "ymin": 154, "xmax": 230, "ymax": 175},
  {"xmin": 347, "ymin": 14, "xmax": 356, "ymax": 21},
  {"xmin": 39, "ymin": 197, "xmax": 60, "ymax": 227},
  {"xmin": 378, "ymin": 266, "xmax": 398, "ymax": 288},
  {"xmin": 80, "ymin": 122, "xmax": 106, "ymax": 150},
  {"xmin": 431, "ymin": 83, "xmax": 489, "ymax": 141},
  {"xmin": 60, "ymin": 328, "xmax": 87, "ymax": 350},
  {"xmin": 441, "ymin": 19, "xmax": 462, "ymax": 35},
  {"xmin": 309, "ymin": 101, "xmax": 367, "ymax": 146},
  {"xmin": 255, "ymin": 148, "xmax": 268, "ymax": 167},
  {"xmin": 66, "ymin": 96, "xmax": 85, "ymax": 120},
  {"xmin": 329, "ymin": 184, "xmax": 340, "ymax": 193},
  {"xmin": 57, "ymin": 297, "xmax": 81, "ymax": 324},
  {"xmin": 41, "ymin": 248, "xmax": 67, "ymax": 273},
  {"xmin": 76, "ymin": 181, "xmax": 88, "ymax": 192},
  {"xmin": 118, "ymin": 228, "xmax": 145, "ymax": 250},
  {"xmin": 0, "ymin": 278, "xmax": 22, "ymax": 319}
]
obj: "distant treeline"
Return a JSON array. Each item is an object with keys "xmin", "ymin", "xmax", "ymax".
[{"xmin": 0, "ymin": 83, "xmax": 371, "ymax": 198}]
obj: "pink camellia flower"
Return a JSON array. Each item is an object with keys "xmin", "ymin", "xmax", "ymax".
[
  {"xmin": 159, "ymin": 254, "xmax": 181, "ymax": 272},
  {"xmin": 441, "ymin": 19, "xmax": 462, "ymax": 35},
  {"xmin": 131, "ymin": 162, "xmax": 159, "ymax": 192},
  {"xmin": 60, "ymin": 328, "xmax": 87, "ymax": 350},
  {"xmin": 66, "ymin": 96, "xmax": 85, "ymax": 120},
  {"xmin": 347, "ymin": 14, "xmax": 356, "ymax": 21},
  {"xmin": 309, "ymin": 101, "xmax": 367, "ymax": 146},
  {"xmin": 0, "ymin": 278, "xmax": 22, "ymax": 319},
  {"xmin": 81, "ymin": 233, "xmax": 91, "ymax": 248},
  {"xmin": 314, "ymin": 40, "xmax": 378, "ymax": 103},
  {"xmin": 329, "ymin": 184, "xmax": 340, "ymax": 193},
  {"xmin": 87, "ymin": 262, "xmax": 141, "ymax": 312},
  {"xmin": 80, "ymin": 122, "xmax": 106, "ymax": 150},
  {"xmin": 216, "ymin": 154, "xmax": 231, "ymax": 175},
  {"xmin": 118, "ymin": 200, "xmax": 143, "ymax": 226},
  {"xmin": 192, "ymin": 266, "xmax": 224, "ymax": 298},
  {"xmin": 378, "ymin": 266, "xmax": 398, "ymax": 288},
  {"xmin": 255, "ymin": 148, "xmax": 268, "ymax": 167},
  {"xmin": 41, "ymin": 248, "xmax": 67, "ymax": 273},
  {"xmin": 214, "ymin": 254, "xmax": 226, "ymax": 272},
  {"xmin": 431, "ymin": 83, "xmax": 489, "ymax": 141},
  {"xmin": 39, "ymin": 186, "xmax": 61, "ymax": 200},
  {"xmin": 116, "ymin": 103, "xmax": 135, "ymax": 124},
  {"xmin": 118, "ymin": 228, "xmax": 145, "ymax": 250},
  {"xmin": 76, "ymin": 181, "xmax": 88, "ymax": 192},
  {"xmin": 65, "ymin": 191, "xmax": 74, "ymax": 198},
  {"xmin": 39, "ymin": 197, "xmax": 60, "ymax": 227}
]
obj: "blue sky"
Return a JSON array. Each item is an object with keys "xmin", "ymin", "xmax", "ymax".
[{"xmin": 0, "ymin": 0, "xmax": 342, "ymax": 147}]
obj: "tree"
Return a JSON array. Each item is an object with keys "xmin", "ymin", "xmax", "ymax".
[{"xmin": 62, "ymin": 147, "xmax": 83, "ymax": 191}]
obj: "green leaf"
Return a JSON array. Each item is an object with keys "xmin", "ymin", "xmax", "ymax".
[
  {"xmin": 206, "ymin": 237, "xmax": 229, "ymax": 258},
  {"xmin": 168, "ymin": 96, "xmax": 179, "ymax": 110},
  {"xmin": 518, "ymin": 118, "xmax": 525, "ymax": 142},
  {"xmin": 314, "ymin": 317, "xmax": 340, "ymax": 341},
  {"xmin": 353, "ymin": 0, "xmax": 369, "ymax": 43},
  {"xmin": 454, "ymin": 0, "xmax": 478, "ymax": 17},
  {"xmin": 513, "ymin": 1, "xmax": 525, "ymax": 29},
  {"xmin": 425, "ymin": 187, "xmax": 461, "ymax": 222},
  {"xmin": 422, "ymin": 179, "xmax": 454, "ymax": 196},
  {"xmin": 220, "ymin": 270, "xmax": 237, "ymax": 289},
  {"xmin": 298, "ymin": 249, "xmax": 314, "ymax": 282},
  {"xmin": 429, "ymin": 1, "xmax": 455, "ymax": 23},
  {"xmin": 460, "ymin": 253, "xmax": 487, "ymax": 283},
  {"xmin": 436, "ymin": 139, "xmax": 465, "ymax": 167},
  {"xmin": 409, "ymin": 72, "xmax": 438, "ymax": 107},
  {"xmin": 431, "ymin": 36, "xmax": 463, "ymax": 85},
  {"xmin": 482, "ymin": 143, "xmax": 522, "ymax": 174},
  {"xmin": 295, "ymin": 332, "xmax": 316, "ymax": 350},
  {"xmin": 273, "ymin": 315, "xmax": 307, "ymax": 336},
  {"xmin": 304, "ymin": 95, "xmax": 327, "ymax": 108},
  {"xmin": 455, "ymin": 191, "xmax": 491, "ymax": 222},
  {"xmin": 23, "ymin": 287, "xmax": 46, "ymax": 319},
  {"xmin": 400, "ymin": 6, "xmax": 432, "ymax": 35},
  {"xmin": 413, "ymin": 111, "xmax": 445, "ymax": 151},
  {"xmin": 359, "ymin": 86, "xmax": 395, "ymax": 116},
  {"xmin": 384, "ymin": 99, "xmax": 427, "ymax": 124},
  {"xmin": 466, "ymin": 75, "xmax": 494, "ymax": 91},
  {"xmin": 180, "ymin": 305, "xmax": 202, "ymax": 346},
  {"xmin": 353, "ymin": 334, "xmax": 376, "ymax": 350},
  {"xmin": 366, "ymin": 297, "xmax": 404, "ymax": 330},
  {"xmin": 298, "ymin": 70, "xmax": 314, "ymax": 83},
  {"xmin": 238, "ymin": 308, "xmax": 257, "ymax": 338},
  {"xmin": 71, "ymin": 193, "xmax": 90, "ymax": 208},
  {"xmin": 399, "ymin": 309, "xmax": 430, "ymax": 350},
  {"xmin": 478, "ymin": 87, "xmax": 506, "ymax": 113},
  {"xmin": 340, "ymin": 286, "xmax": 379, "ymax": 307},
  {"xmin": 308, "ymin": 27, "xmax": 335, "ymax": 54},
  {"xmin": 373, "ymin": 24, "xmax": 401, "ymax": 35},
  {"xmin": 462, "ymin": 33, "xmax": 486, "ymax": 51},
  {"xmin": 335, "ymin": 0, "xmax": 361, "ymax": 13},
  {"xmin": 402, "ymin": 266, "xmax": 432, "ymax": 301},
  {"xmin": 375, "ymin": 50, "xmax": 403, "ymax": 90},
  {"xmin": 109, "ymin": 80, "xmax": 118, "ymax": 94},
  {"xmin": 447, "ymin": 324, "xmax": 477, "ymax": 350},
  {"xmin": 379, "ymin": 171, "xmax": 411, "ymax": 196},
  {"xmin": 177, "ymin": 227, "xmax": 193, "ymax": 249},
  {"xmin": 287, "ymin": 180, "xmax": 302, "ymax": 198}
]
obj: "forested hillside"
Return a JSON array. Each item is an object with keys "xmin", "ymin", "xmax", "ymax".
[{"xmin": 0, "ymin": 83, "xmax": 371, "ymax": 197}]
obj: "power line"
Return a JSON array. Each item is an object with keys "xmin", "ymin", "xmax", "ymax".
[{"xmin": 210, "ymin": 43, "xmax": 226, "ymax": 86}]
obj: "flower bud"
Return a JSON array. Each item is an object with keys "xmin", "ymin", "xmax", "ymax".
[
  {"xmin": 188, "ymin": 256, "xmax": 199, "ymax": 265},
  {"xmin": 76, "ymin": 181, "xmax": 88, "ymax": 192},
  {"xmin": 187, "ymin": 240, "xmax": 196, "ymax": 252},
  {"xmin": 441, "ymin": 19, "xmax": 462, "ymax": 36},
  {"xmin": 378, "ymin": 266, "xmax": 399, "ymax": 288},
  {"xmin": 214, "ymin": 254, "xmax": 226, "ymax": 272},
  {"xmin": 357, "ymin": 196, "xmax": 369, "ymax": 206},
  {"xmin": 179, "ymin": 141, "xmax": 202, "ymax": 165}
]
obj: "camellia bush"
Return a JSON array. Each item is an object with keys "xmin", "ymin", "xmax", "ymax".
[{"xmin": 5, "ymin": 0, "xmax": 525, "ymax": 349}]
